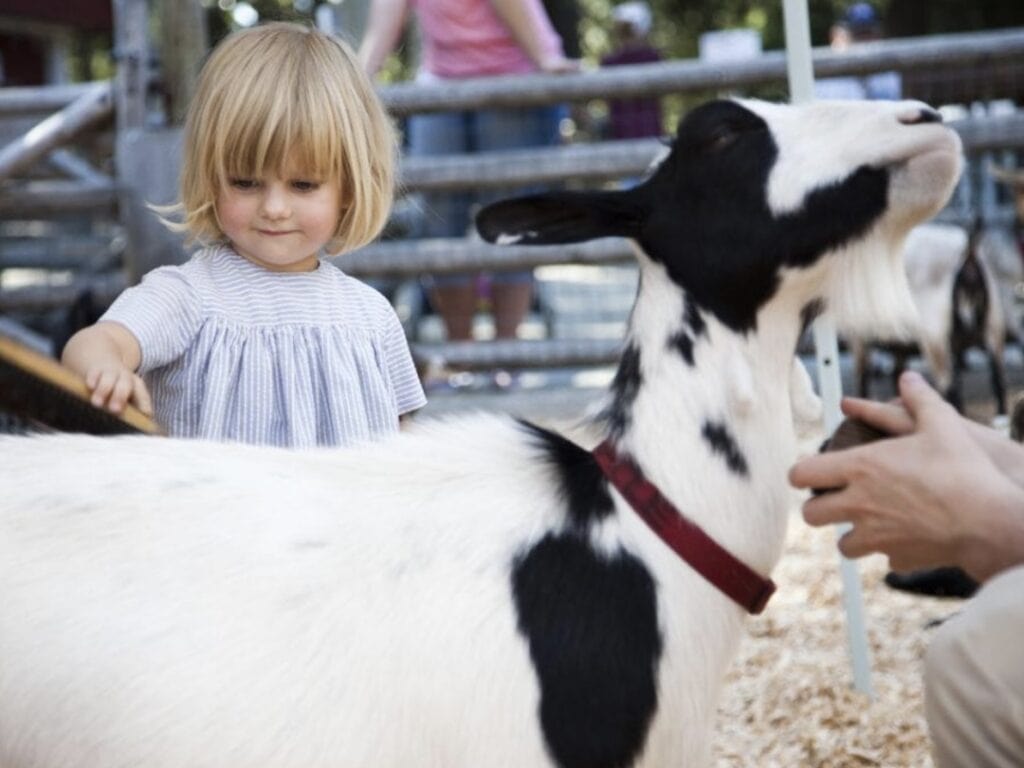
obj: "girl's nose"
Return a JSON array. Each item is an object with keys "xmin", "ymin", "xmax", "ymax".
[{"xmin": 260, "ymin": 184, "xmax": 290, "ymax": 219}]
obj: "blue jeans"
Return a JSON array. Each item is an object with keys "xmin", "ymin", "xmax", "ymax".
[{"xmin": 409, "ymin": 105, "xmax": 564, "ymax": 287}]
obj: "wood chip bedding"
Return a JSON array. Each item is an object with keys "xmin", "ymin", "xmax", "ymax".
[{"xmin": 713, "ymin": 517, "xmax": 961, "ymax": 768}]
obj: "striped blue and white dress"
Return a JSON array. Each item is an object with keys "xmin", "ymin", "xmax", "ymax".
[{"xmin": 102, "ymin": 245, "xmax": 426, "ymax": 448}]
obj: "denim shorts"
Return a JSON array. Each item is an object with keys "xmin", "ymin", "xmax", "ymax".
[{"xmin": 409, "ymin": 104, "xmax": 564, "ymax": 288}]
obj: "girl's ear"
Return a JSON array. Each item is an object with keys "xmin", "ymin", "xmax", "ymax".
[{"xmin": 475, "ymin": 189, "xmax": 650, "ymax": 245}]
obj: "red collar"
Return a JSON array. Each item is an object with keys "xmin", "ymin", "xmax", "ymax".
[{"xmin": 592, "ymin": 439, "xmax": 776, "ymax": 615}]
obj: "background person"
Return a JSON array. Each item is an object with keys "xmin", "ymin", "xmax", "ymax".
[
  {"xmin": 600, "ymin": 1, "xmax": 664, "ymax": 140},
  {"xmin": 359, "ymin": 0, "xmax": 577, "ymax": 366},
  {"xmin": 815, "ymin": 2, "xmax": 902, "ymax": 101}
]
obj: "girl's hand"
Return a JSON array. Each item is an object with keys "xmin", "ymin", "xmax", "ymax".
[{"xmin": 83, "ymin": 364, "xmax": 154, "ymax": 416}]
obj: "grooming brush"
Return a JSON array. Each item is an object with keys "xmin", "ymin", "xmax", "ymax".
[
  {"xmin": 0, "ymin": 334, "xmax": 163, "ymax": 436},
  {"xmin": 811, "ymin": 417, "xmax": 889, "ymax": 496}
]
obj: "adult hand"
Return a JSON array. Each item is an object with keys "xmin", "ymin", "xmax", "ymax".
[
  {"xmin": 789, "ymin": 370, "xmax": 1024, "ymax": 581},
  {"xmin": 840, "ymin": 389, "xmax": 1024, "ymax": 490}
]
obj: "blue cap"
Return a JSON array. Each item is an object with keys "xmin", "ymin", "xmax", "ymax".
[{"xmin": 844, "ymin": 2, "xmax": 878, "ymax": 30}]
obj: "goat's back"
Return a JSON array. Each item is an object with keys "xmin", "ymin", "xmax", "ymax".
[{"xmin": 0, "ymin": 421, "xmax": 566, "ymax": 767}]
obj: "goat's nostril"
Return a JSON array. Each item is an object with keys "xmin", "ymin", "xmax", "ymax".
[{"xmin": 900, "ymin": 108, "xmax": 943, "ymax": 126}]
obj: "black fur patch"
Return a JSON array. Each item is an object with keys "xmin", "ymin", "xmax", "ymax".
[
  {"xmin": 512, "ymin": 534, "xmax": 662, "ymax": 768},
  {"xmin": 667, "ymin": 296, "xmax": 707, "ymax": 365},
  {"xmin": 797, "ymin": 298, "xmax": 826, "ymax": 356},
  {"xmin": 667, "ymin": 330, "xmax": 695, "ymax": 365},
  {"xmin": 701, "ymin": 420, "xmax": 749, "ymax": 476},
  {"xmin": 800, "ymin": 299, "xmax": 825, "ymax": 334},
  {"xmin": 685, "ymin": 295, "xmax": 707, "ymax": 337},
  {"xmin": 602, "ymin": 343, "xmax": 642, "ymax": 439},
  {"xmin": 518, "ymin": 420, "xmax": 615, "ymax": 529},
  {"xmin": 634, "ymin": 101, "xmax": 890, "ymax": 332}
]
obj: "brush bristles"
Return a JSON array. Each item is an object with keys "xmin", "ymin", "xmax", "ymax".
[{"xmin": 0, "ymin": 336, "xmax": 162, "ymax": 436}]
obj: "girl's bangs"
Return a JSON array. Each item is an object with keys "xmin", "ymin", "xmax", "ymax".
[{"xmin": 215, "ymin": 102, "xmax": 341, "ymax": 184}]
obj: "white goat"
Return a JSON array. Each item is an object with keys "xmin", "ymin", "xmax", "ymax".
[{"xmin": 0, "ymin": 98, "xmax": 962, "ymax": 768}]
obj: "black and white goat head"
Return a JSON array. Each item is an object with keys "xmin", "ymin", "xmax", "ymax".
[
  {"xmin": 479, "ymin": 96, "xmax": 961, "ymax": 541},
  {"xmin": 0, "ymin": 98, "xmax": 961, "ymax": 768}
]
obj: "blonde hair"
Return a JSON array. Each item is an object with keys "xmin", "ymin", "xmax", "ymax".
[{"xmin": 168, "ymin": 22, "xmax": 395, "ymax": 255}]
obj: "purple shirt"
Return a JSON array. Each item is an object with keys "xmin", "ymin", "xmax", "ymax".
[{"xmin": 601, "ymin": 44, "xmax": 664, "ymax": 140}]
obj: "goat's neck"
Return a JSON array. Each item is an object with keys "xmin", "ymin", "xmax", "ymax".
[{"xmin": 610, "ymin": 265, "xmax": 808, "ymax": 572}]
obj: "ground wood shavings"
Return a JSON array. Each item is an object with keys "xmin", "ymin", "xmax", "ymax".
[{"xmin": 712, "ymin": 517, "xmax": 962, "ymax": 768}]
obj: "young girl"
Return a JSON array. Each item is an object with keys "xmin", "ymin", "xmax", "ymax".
[{"xmin": 62, "ymin": 22, "xmax": 426, "ymax": 448}]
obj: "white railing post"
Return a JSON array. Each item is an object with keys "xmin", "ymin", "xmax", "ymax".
[{"xmin": 782, "ymin": 0, "xmax": 875, "ymax": 698}]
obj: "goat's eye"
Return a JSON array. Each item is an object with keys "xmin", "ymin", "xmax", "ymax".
[{"xmin": 705, "ymin": 129, "xmax": 738, "ymax": 153}]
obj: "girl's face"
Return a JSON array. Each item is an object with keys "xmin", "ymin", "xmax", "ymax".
[{"xmin": 216, "ymin": 162, "xmax": 342, "ymax": 272}]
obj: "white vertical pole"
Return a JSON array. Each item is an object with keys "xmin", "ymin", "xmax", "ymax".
[{"xmin": 781, "ymin": 0, "xmax": 875, "ymax": 697}]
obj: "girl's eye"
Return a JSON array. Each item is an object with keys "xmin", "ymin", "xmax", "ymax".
[
  {"xmin": 291, "ymin": 180, "xmax": 320, "ymax": 192},
  {"xmin": 229, "ymin": 178, "xmax": 259, "ymax": 190}
]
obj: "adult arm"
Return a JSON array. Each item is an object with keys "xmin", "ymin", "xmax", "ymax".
[
  {"xmin": 789, "ymin": 371, "xmax": 1024, "ymax": 582},
  {"xmin": 358, "ymin": 0, "xmax": 411, "ymax": 76},
  {"xmin": 487, "ymin": 0, "xmax": 578, "ymax": 73},
  {"xmin": 62, "ymin": 321, "xmax": 153, "ymax": 415}
]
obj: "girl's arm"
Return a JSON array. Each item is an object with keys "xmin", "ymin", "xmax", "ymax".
[
  {"xmin": 62, "ymin": 321, "xmax": 153, "ymax": 415},
  {"xmin": 359, "ymin": 0, "xmax": 411, "ymax": 76},
  {"xmin": 487, "ymin": 0, "xmax": 578, "ymax": 73}
]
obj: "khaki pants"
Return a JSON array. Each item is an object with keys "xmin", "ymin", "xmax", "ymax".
[{"xmin": 925, "ymin": 564, "xmax": 1024, "ymax": 768}]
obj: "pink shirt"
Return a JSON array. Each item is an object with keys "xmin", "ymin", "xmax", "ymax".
[{"xmin": 412, "ymin": 0, "xmax": 563, "ymax": 78}]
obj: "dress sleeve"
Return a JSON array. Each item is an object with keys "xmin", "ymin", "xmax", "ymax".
[
  {"xmin": 100, "ymin": 266, "xmax": 202, "ymax": 372},
  {"xmin": 380, "ymin": 306, "xmax": 427, "ymax": 414}
]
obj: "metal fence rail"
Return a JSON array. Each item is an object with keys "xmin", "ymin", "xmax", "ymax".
[
  {"xmin": 392, "ymin": 112, "xmax": 1024, "ymax": 196},
  {"xmin": 378, "ymin": 28, "xmax": 1024, "ymax": 114},
  {"xmin": 2, "ymin": 27, "xmax": 1024, "ymax": 373}
]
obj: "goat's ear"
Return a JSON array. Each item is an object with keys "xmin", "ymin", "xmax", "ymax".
[{"xmin": 476, "ymin": 190, "xmax": 648, "ymax": 245}]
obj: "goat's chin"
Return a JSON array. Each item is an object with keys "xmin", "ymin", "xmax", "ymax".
[
  {"xmin": 824, "ymin": 236, "xmax": 920, "ymax": 342},
  {"xmin": 888, "ymin": 148, "xmax": 963, "ymax": 226}
]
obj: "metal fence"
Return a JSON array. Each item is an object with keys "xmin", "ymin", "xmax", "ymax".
[
  {"xmin": 338, "ymin": 27, "xmax": 1024, "ymax": 372},
  {"xmin": 1, "ymin": 26, "xmax": 1023, "ymax": 374}
]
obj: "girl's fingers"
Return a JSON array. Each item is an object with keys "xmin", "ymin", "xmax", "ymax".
[
  {"xmin": 107, "ymin": 376, "xmax": 133, "ymax": 413},
  {"xmin": 132, "ymin": 377, "xmax": 154, "ymax": 416},
  {"xmin": 90, "ymin": 371, "xmax": 117, "ymax": 409},
  {"xmin": 83, "ymin": 367, "xmax": 146, "ymax": 415}
]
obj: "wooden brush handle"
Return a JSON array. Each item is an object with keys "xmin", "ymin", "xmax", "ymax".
[{"xmin": 0, "ymin": 335, "xmax": 163, "ymax": 435}]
